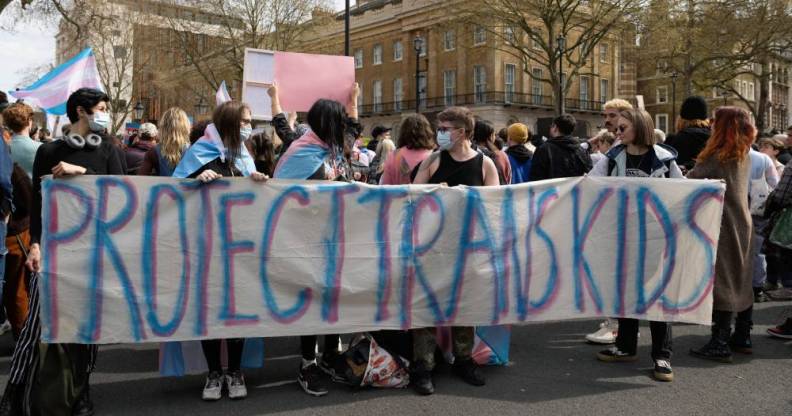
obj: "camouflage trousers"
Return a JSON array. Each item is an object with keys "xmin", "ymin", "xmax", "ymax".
[{"xmin": 412, "ymin": 326, "xmax": 474, "ymax": 370}]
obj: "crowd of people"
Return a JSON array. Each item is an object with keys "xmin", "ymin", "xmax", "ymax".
[{"xmin": 0, "ymin": 85, "xmax": 790, "ymax": 415}]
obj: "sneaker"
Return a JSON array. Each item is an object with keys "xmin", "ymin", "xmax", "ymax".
[
  {"xmin": 319, "ymin": 351, "xmax": 347, "ymax": 383},
  {"xmin": 767, "ymin": 318, "xmax": 792, "ymax": 339},
  {"xmin": 766, "ymin": 288, "xmax": 792, "ymax": 301},
  {"xmin": 754, "ymin": 290, "xmax": 770, "ymax": 303},
  {"xmin": 653, "ymin": 359, "xmax": 674, "ymax": 382},
  {"xmin": 585, "ymin": 320, "xmax": 618, "ymax": 344},
  {"xmin": 298, "ymin": 363, "xmax": 328, "ymax": 397},
  {"xmin": 72, "ymin": 384, "xmax": 94, "ymax": 416},
  {"xmin": 202, "ymin": 371, "xmax": 223, "ymax": 401},
  {"xmin": 762, "ymin": 281, "xmax": 782, "ymax": 292},
  {"xmin": 0, "ymin": 321, "xmax": 11, "ymax": 336},
  {"xmin": 411, "ymin": 369, "xmax": 435, "ymax": 395},
  {"xmin": 596, "ymin": 347, "xmax": 638, "ymax": 362},
  {"xmin": 452, "ymin": 358, "xmax": 486, "ymax": 386},
  {"xmin": 225, "ymin": 370, "xmax": 247, "ymax": 400}
]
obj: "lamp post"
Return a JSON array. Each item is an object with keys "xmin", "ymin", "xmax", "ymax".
[
  {"xmin": 194, "ymin": 97, "xmax": 208, "ymax": 117},
  {"xmin": 344, "ymin": 0, "xmax": 350, "ymax": 56},
  {"xmin": 133, "ymin": 100, "xmax": 144, "ymax": 121},
  {"xmin": 670, "ymin": 71, "xmax": 678, "ymax": 133},
  {"xmin": 721, "ymin": 90, "xmax": 730, "ymax": 107},
  {"xmin": 556, "ymin": 34, "xmax": 566, "ymax": 116},
  {"xmin": 414, "ymin": 36, "xmax": 424, "ymax": 113}
]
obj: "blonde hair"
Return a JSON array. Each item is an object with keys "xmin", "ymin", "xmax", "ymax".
[
  {"xmin": 159, "ymin": 107, "xmax": 191, "ymax": 168},
  {"xmin": 603, "ymin": 98, "xmax": 633, "ymax": 112},
  {"xmin": 375, "ymin": 138, "xmax": 396, "ymax": 174}
]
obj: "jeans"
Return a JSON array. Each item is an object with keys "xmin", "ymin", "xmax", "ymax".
[
  {"xmin": 0, "ymin": 220, "xmax": 8, "ymax": 323},
  {"xmin": 751, "ymin": 216, "xmax": 768, "ymax": 288},
  {"xmin": 412, "ymin": 326, "xmax": 474, "ymax": 370},
  {"xmin": 300, "ymin": 335, "xmax": 341, "ymax": 360},
  {"xmin": 615, "ymin": 318, "xmax": 672, "ymax": 360}
]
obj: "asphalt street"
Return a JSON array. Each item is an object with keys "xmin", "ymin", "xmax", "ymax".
[{"xmin": 1, "ymin": 301, "xmax": 790, "ymax": 416}]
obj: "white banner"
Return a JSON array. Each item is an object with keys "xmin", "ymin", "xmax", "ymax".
[{"xmin": 40, "ymin": 176, "xmax": 725, "ymax": 344}]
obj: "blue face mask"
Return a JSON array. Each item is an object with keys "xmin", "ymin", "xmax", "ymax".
[
  {"xmin": 437, "ymin": 130, "xmax": 453, "ymax": 150},
  {"xmin": 89, "ymin": 111, "xmax": 110, "ymax": 132},
  {"xmin": 240, "ymin": 126, "xmax": 253, "ymax": 141}
]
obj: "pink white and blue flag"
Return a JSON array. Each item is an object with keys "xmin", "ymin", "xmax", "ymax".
[
  {"xmin": 9, "ymin": 48, "xmax": 104, "ymax": 116},
  {"xmin": 216, "ymin": 80, "xmax": 231, "ymax": 106}
]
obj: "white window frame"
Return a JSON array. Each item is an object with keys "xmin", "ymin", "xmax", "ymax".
[
  {"xmin": 600, "ymin": 79, "xmax": 609, "ymax": 103},
  {"xmin": 580, "ymin": 75, "xmax": 590, "ymax": 109},
  {"xmin": 504, "ymin": 63, "xmax": 516, "ymax": 103},
  {"xmin": 373, "ymin": 44, "xmax": 383, "ymax": 65},
  {"xmin": 444, "ymin": 70, "xmax": 456, "ymax": 106},
  {"xmin": 600, "ymin": 43, "xmax": 609, "ymax": 63},
  {"xmin": 444, "ymin": 30, "xmax": 455, "ymax": 51},
  {"xmin": 656, "ymin": 85, "xmax": 668, "ymax": 104},
  {"xmin": 748, "ymin": 82, "xmax": 755, "ymax": 101},
  {"xmin": 504, "ymin": 26, "xmax": 515, "ymax": 44},
  {"xmin": 474, "ymin": 26, "xmax": 486, "ymax": 46},
  {"xmin": 393, "ymin": 78, "xmax": 403, "ymax": 111},
  {"xmin": 373, "ymin": 80, "xmax": 382, "ymax": 112},
  {"xmin": 354, "ymin": 48, "xmax": 363, "ymax": 69},
  {"xmin": 393, "ymin": 40, "xmax": 403, "ymax": 61},
  {"xmin": 474, "ymin": 65, "xmax": 486, "ymax": 103},
  {"xmin": 656, "ymin": 113, "xmax": 669, "ymax": 133},
  {"xmin": 532, "ymin": 68, "xmax": 543, "ymax": 104}
]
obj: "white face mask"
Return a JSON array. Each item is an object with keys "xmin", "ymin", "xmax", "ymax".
[
  {"xmin": 437, "ymin": 130, "xmax": 453, "ymax": 150},
  {"xmin": 88, "ymin": 111, "xmax": 110, "ymax": 132}
]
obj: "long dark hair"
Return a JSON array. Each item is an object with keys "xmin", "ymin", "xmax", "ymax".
[
  {"xmin": 473, "ymin": 119, "xmax": 499, "ymax": 153},
  {"xmin": 307, "ymin": 99, "xmax": 348, "ymax": 154},
  {"xmin": 249, "ymin": 131, "xmax": 276, "ymax": 176},
  {"xmin": 212, "ymin": 101, "xmax": 250, "ymax": 163}
]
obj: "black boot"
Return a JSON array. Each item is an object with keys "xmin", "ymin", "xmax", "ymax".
[
  {"xmin": 729, "ymin": 307, "xmax": 753, "ymax": 354},
  {"xmin": 0, "ymin": 383, "xmax": 23, "ymax": 416},
  {"xmin": 72, "ymin": 382, "xmax": 94, "ymax": 416},
  {"xmin": 411, "ymin": 362, "xmax": 435, "ymax": 396},
  {"xmin": 690, "ymin": 310, "xmax": 733, "ymax": 363}
]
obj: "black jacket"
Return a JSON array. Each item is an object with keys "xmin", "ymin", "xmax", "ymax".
[
  {"xmin": 664, "ymin": 127, "xmax": 710, "ymax": 170},
  {"xmin": 529, "ymin": 136, "xmax": 592, "ymax": 181}
]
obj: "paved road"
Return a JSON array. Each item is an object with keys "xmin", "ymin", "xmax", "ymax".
[{"xmin": 1, "ymin": 301, "xmax": 791, "ymax": 416}]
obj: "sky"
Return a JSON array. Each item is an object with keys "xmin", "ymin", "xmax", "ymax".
[{"xmin": 0, "ymin": 0, "xmax": 348, "ymax": 95}]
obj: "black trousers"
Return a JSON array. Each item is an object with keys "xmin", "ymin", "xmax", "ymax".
[
  {"xmin": 201, "ymin": 338, "xmax": 244, "ymax": 373},
  {"xmin": 615, "ymin": 318, "xmax": 672, "ymax": 360},
  {"xmin": 300, "ymin": 335, "xmax": 341, "ymax": 360}
]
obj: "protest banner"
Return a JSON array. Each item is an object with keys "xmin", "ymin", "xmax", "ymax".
[
  {"xmin": 241, "ymin": 48, "xmax": 355, "ymax": 120},
  {"xmin": 39, "ymin": 176, "xmax": 725, "ymax": 344}
]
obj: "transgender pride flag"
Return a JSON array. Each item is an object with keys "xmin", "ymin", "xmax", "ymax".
[{"xmin": 10, "ymin": 48, "xmax": 104, "ymax": 116}]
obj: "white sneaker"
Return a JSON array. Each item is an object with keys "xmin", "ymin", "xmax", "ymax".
[
  {"xmin": 225, "ymin": 370, "xmax": 247, "ymax": 400},
  {"xmin": 585, "ymin": 319, "xmax": 618, "ymax": 344},
  {"xmin": 0, "ymin": 320, "xmax": 11, "ymax": 336},
  {"xmin": 202, "ymin": 371, "xmax": 223, "ymax": 401}
]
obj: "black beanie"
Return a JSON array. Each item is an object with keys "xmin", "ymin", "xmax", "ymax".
[{"xmin": 680, "ymin": 96, "xmax": 708, "ymax": 120}]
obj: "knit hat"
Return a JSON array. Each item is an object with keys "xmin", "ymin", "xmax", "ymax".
[
  {"xmin": 139, "ymin": 122, "xmax": 158, "ymax": 139},
  {"xmin": 507, "ymin": 123, "xmax": 530, "ymax": 144},
  {"xmin": 680, "ymin": 96, "xmax": 708, "ymax": 120}
]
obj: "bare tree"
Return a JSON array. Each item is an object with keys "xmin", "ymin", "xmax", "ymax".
[{"xmin": 461, "ymin": 0, "xmax": 643, "ymax": 114}]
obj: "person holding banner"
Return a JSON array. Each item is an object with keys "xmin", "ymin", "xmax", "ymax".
[
  {"xmin": 139, "ymin": 108, "xmax": 191, "ymax": 177},
  {"xmin": 591, "ymin": 108, "xmax": 682, "ymax": 382},
  {"xmin": 688, "ymin": 107, "xmax": 754, "ymax": 363},
  {"xmin": 171, "ymin": 101, "xmax": 268, "ymax": 401},
  {"xmin": 273, "ymin": 85, "xmax": 360, "ymax": 397},
  {"xmin": 22, "ymin": 88, "xmax": 124, "ymax": 416},
  {"xmin": 410, "ymin": 106, "xmax": 499, "ymax": 395}
]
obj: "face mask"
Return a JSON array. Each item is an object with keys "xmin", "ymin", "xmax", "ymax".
[
  {"xmin": 240, "ymin": 126, "xmax": 253, "ymax": 141},
  {"xmin": 437, "ymin": 130, "xmax": 453, "ymax": 150},
  {"xmin": 89, "ymin": 111, "xmax": 110, "ymax": 132}
]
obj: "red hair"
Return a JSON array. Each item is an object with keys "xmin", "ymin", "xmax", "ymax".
[{"xmin": 697, "ymin": 107, "xmax": 754, "ymax": 163}]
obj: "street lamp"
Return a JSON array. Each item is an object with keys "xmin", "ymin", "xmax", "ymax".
[
  {"xmin": 414, "ymin": 36, "xmax": 424, "ymax": 112},
  {"xmin": 670, "ymin": 71, "xmax": 679, "ymax": 133},
  {"xmin": 344, "ymin": 0, "xmax": 350, "ymax": 56},
  {"xmin": 721, "ymin": 90, "xmax": 731, "ymax": 107},
  {"xmin": 194, "ymin": 97, "xmax": 209, "ymax": 117},
  {"xmin": 557, "ymin": 35, "xmax": 566, "ymax": 116},
  {"xmin": 133, "ymin": 100, "xmax": 144, "ymax": 121}
]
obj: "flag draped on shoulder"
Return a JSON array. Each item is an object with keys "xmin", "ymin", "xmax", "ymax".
[{"xmin": 10, "ymin": 48, "xmax": 104, "ymax": 116}]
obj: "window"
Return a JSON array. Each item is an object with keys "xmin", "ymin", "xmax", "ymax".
[
  {"xmin": 444, "ymin": 30, "xmax": 456, "ymax": 51},
  {"xmin": 419, "ymin": 39, "xmax": 427, "ymax": 57},
  {"xmin": 504, "ymin": 26, "xmax": 515, "ymax": 44},
  {"xmin": 600, "ymin": 79, "xmax": 609, "ymax": 102},
  {"xmin": 504, "ymin": 64, "xmax": 516, "ymax": 103},
  {"xmin": 373, "ymin": 80, "xmax": 382, "ymax": 112},
  {"xmin": 393, "ymin": 40, "xmax": 403, "ymax": 61},
  {"xmin": 444, "ymin": 70, "xmax": 456, "ymax": 106},
  {"xmin": 748, "ymin": 82, "xmax": 755, "ymax": 101},
  {"xmin": 656, "ymin": 86, "xmax": 668, "ymax": 104},
  {"xmin": 580, "ymin": 76, "xmax": 590, "ymax": 109},
  {"xmin": 394, "ymin": 78, "xmax": 403, "ymax": 111},
  {"xmin": 354, "ymin": 48, "xmax": 363, "ymax": 69},
  {"xmin": 474, "ymin": 26, "xmax": 486, "ymax": 45},
  {"xmin": 741, "ymin": 81, "xmax": 747, "ymax": 97},
  {"xmin": 373, "ymin": 44, "xmax": 383, "ymax": 65},
  {"xmin": 656, "ymin": 113, "xmax": 669, "ymax": 133},
  {"xmin": 113, "ymin": 46, "xmax": 128, "ymax": 59},
  {"xmin": 532, "ymin": 35, "xmax": 542, "ymax": 50},
  {"xmin": 474, "ymin": 65, "xmax": 486, "ymax": 103},
  {"xmin": 600, "ymin": 43, "xmax": 609, "ymax": 63},
  {"xmin": 532, "ymin": 68, "xmax": 543, "ymax": 104}
]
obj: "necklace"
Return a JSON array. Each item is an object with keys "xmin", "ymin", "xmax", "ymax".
[{"xmin": 626, "ymin": 150, "xmax": 649, "ymax": 170}]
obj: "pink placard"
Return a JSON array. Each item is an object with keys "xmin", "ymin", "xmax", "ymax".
[{"xmin": 274, "ymin": 51, "xmax": 355, "ymax": 112}]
